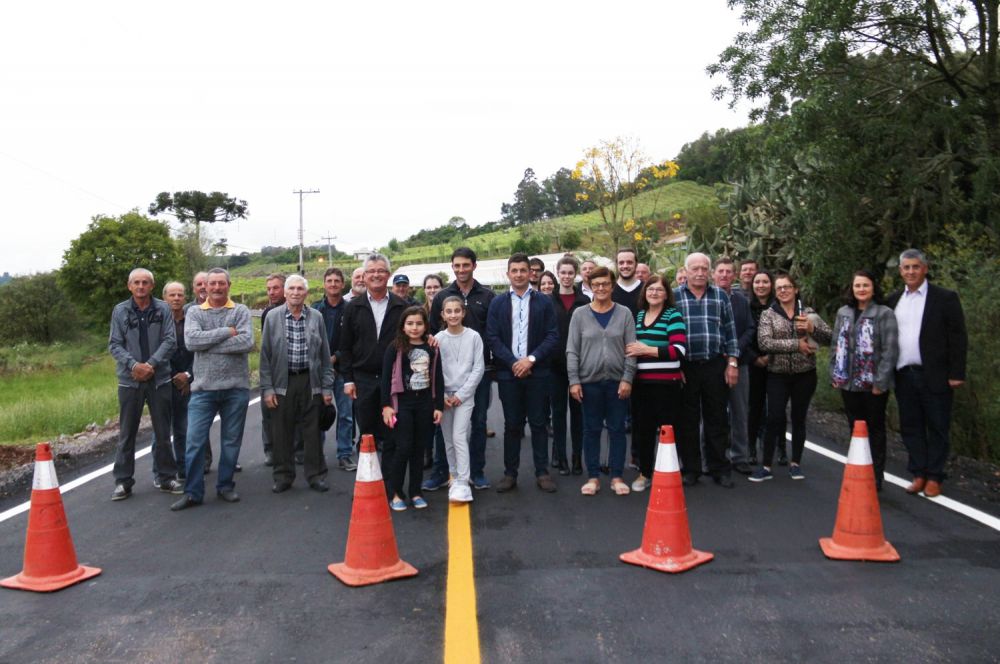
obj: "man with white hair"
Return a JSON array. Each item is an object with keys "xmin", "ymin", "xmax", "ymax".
[
  {"xmin": 108, "ymin": 268, "xmax": 180, "ymax": 501},
  {"xmin": 673, "ymin": 252, "xmax": 740, "ymax": 488},
  {"xmin": 344, "ymin": 266, "xmax": 366, "ymax": 302},
  {"xmin": 260, "ymin": 275, "xmax": 335, "ymax": 492}
]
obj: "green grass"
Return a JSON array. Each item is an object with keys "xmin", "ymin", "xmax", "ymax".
[{"xmin": 0, "ymin": 329, "xmax": 264, "ymax": 447}]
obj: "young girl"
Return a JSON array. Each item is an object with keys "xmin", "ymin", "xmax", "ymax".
[
  {"xmin": 381, "ymin": 306, "xmax": 444, "ymax": 511},
  {"xmin": 435, "ymin": 296, "xmax": 485, "ymax": 503}
]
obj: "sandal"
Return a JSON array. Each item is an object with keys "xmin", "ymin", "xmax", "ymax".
[
  {"xmin": 611, "ymin": 478, "xmax": 631, "ymax": 496},
  {"xmin": 580, "ymin": 479, "xmax": 600, "ymax": 496}
]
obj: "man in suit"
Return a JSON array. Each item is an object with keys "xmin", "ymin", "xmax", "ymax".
[
  {"xmin": 339, "ymin": 253, "xmax": 408, "ymax": 465},
  {"xmin": 888, "ymin": 249, "xmax": 967, "ymax": 498},
  {"xmin": 486, "ymin": 252, "xmax": 560, "ymax": 493}
]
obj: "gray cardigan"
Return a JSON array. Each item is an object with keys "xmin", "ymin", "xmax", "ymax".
[
  {"xmin": 565, "ymin": 303, "xmax": 637, "ymax": 385},
  {"xmin": 259, "ymin": 304, "xmax": 335, "ymax": 399},
  {"xmin": 829, "ymin": 303, "xmax": 898, "ymax": 392}
]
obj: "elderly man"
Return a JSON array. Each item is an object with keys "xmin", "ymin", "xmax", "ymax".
[
  {"xmin": 486, "ymin": 252, "xmax": 560, "ymax": 493},
  {"xmin": 635, "ymin": 263, "xmax": 651, "ymax": 283},
  {"xmin": 314, "ymin": 267, "xmax": 356, "ymax": 471},
  {"xmin": 171, "ymin": 268, "xmax": 254, "ymax": 510},
  {"xmin": 673, "ymin": 252, "xmax": 740, "ymax": 488},
  {"xmin": 888, "ymin": 249, "xmax": 967, "ymax": 498},
  {"xmin": 162, "ymin": 281, "xmax": 194, "ymax": 480},
  {"xmin": 713, "ymin": 256, "xmax": 756, "ymax": 475},
  {"xmin": 340, "ymin": 254, "xmax": 408, "ymax": 467},
  {"xmin": 675, "ymin": 267, "xmax": 687, "ymax": 286},
  {"xmin": 258, "ymin": 273, "xmax": 286, "ymax": 466},
  {"xmin": 579, "ymin": 258, "xmax": 597, "ymax": 300},
  {"xmin": 426, "ymin": 247, "xmax": 496, "ymax": 490},
  {"xmin": 108, "ymin": 268, "xmax": 180, "ymax": 501},
  {"xmin": 344, "ymin": 266, "xmax": 366, "ymax": 303},
  {"xmin": 260, "ymin": 275, "xmax": 335, "ymax": 493},
  {"xmin": 392, "ymin": 274, "xmax": 418, "ymax": 305},
  {"xmin": 184, "ymin": 271, "xmax": 220, "ymax": 473}
]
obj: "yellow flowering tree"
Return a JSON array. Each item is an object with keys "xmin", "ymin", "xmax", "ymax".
[{"xmin": 571, "ymin": 136, "xmax": 679, "ymax": 255}]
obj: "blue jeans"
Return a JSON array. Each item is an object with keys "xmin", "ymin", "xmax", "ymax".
[
  {"xmin": 183, "ymin": 388, "xmax": 249, "ymax": 502},
  {"xmin": 498, "ymin": 375, "xmax": 549, "ymax": 478},
  {"xmin": 327, "ymin": 374, "xmax": 354, "ymax": 459},
  {"xmin": 581, "ymin": 380, "xmax": 628, "ymax": 479}
]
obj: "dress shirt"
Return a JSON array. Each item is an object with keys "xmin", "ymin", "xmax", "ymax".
[
  {"xmin": 894, "ymin": 279, "xmax": 927, "ymax": 369},
  {"xmin": 510, "ymin": 288, "xmax": 531, "ymax": 359},
  {"xmin": 368, "ymin": 291, "xmax": 389, "ymax": 337}
]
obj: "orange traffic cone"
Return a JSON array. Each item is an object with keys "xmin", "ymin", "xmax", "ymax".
[
  {"xmin": 820, "ymin": 421, "xmax": 900, "ymax": 562},
  {"xmin": 329, "ymin": 434, "xmax": 418, "ymax": 586},
  {"xmin": 620, "ymin": 425, "xmax": 713, "ymax": 573},
  {"xmin": 2, "ymin": 443, "xmax": 101, "ymax": 592}
]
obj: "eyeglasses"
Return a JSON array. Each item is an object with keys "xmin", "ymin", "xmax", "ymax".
[
  {"xmin": 365, "ymin": 269, "xmax": 390, "ymax": 275},
  {"xmin": 775, "ymin": 285, "xmax": 795, "ymax": 291},
  {"xmin": 590, "ymin": 281, "xmax": 612, "ymax": 290}
]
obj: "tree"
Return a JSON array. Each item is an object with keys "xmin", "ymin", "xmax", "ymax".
[
  {"xmin": 59, "ymin": 210, "xmax": 182, "ymax": 324},
  {"xmin": 570, "ymin": 137, "xmax": 679, "ymax": 251},
  {"xmin": 542, "ymin": 168, "xmax": 595, "ymax": 217},
  {"xmin": 501, "ymin": 168, "xmax": 553, "ymax": 225},
  {"xmin": 0, "ymin": 272, "xmax": 80, "ymax": 344},
  {"xmin": 709, "ymin": 0, "xmax": 1000, "ymax": 230},
  {"xmin": 148, "ymin": 190, "xmax": 249, "ymax": 245}
]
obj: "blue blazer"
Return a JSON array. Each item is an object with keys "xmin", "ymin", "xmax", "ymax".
[{"xmin": 486, "ymin": 289, "xmax": 559, "ymax": 380}]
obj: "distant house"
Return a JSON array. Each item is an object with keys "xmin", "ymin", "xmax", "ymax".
[{"xmin": 352, "ymin": 248, "xmax": 373, "ymax": 261}]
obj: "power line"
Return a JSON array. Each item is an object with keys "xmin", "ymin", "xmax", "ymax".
[{"xmin": 319, "ymin": 232, "xmax": 337, "ymax": 264}]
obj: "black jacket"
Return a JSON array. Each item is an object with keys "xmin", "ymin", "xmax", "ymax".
[
  {"xmin": 728, "ymin": 290, "xmax": 758, "ymax": 365},
  {"xmin": 550, "ymin": 288, "xmax": 591, "ymax": 374},
  {"xmin": 428, "ymin": 279, "xmax": 495, "ymax": 368},
  {"xmin": 887, "ymin": 282, "xmax": 967, "ymax": 393},
  {"xmin": 339, "ymin": 292, "xmax": 409, "ymax": 382},
  {"xmin": 168, "ymin": 315, "xmax": 194, "ymax": 378}
]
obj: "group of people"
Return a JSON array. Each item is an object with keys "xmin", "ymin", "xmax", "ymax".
[{"xmin": 106, "ymin": 243, "xmax": 966, "ymax": 511}]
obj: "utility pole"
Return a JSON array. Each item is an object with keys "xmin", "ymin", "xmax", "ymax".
[
  {"xmin": 293, "ymin": 189, "xmax": 320, "ymax": 275},
  {"xmin": 319, "ymin": 232, "xmax": 337, "ymax": 264}
]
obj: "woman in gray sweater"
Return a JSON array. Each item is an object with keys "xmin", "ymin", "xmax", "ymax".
[
  {"xmin": 829, "ymin": 270, "xmax": 898, "ymax": 490},
  {"xmin": 566, "ymin": 267, "xmax": 637, "ymax": 496}
]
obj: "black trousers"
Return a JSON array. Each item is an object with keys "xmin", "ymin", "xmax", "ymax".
[
  {"xmin": 678, "ymin": 356, "xmax": 731, "ymax": 478},
  {"xmin": 115, "ymin": 382, "xmax": 175, "ymax": 488},
  {"xmin": 763, "ymin": 370, "xmax": 816, "ymax": 466},
  {"xmin": 550, "ymin": 368, "xmax": 583, "ymax": 464},
  {"xmin": 895, "ymin": 367, "xmax": 953, "ymax": 481},
  {"xmin": 632, "ymin": 381, "xmax": 683, "ymax": 479},
  {"xmin": 271, "ymin": 372, "xmax": 328, "ymax": 484},
  {"xmin": 387, "ymin": 390, "xmax": 432, "ymax": 500},
  {"xmin": 352, "ymin": 373, "xmax": 386, "ymax": 447},
  {"xmin": 840, "ymin": 389, "xmax": 889, "ymax": 483},
  {"xmin": 747, "ymin": 363, "xmax": 767, "ymax": 457}
]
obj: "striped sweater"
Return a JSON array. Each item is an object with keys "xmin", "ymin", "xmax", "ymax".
[{"xmin": 634, "ymin": 307, "xmax": 687, "ymax": 382}]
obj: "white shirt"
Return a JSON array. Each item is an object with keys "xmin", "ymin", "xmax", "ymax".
[
  {"xmin": 368, "ymin": 291, "xmax": 389, "ymax": 337},
  {"xmin": 894, "ymin": 279, "xmax": 927, "ymax": 369},
  {"xmin": 510, "ymin": 288, "xmax": 531, "ymax": 359}
]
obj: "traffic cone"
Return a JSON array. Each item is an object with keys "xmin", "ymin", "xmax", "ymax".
[
  {"xmin": 329, "ymin": 434, "xmax": 418, "ymax": 586},
  {"xmin": 620, "ymin": 425, "xmax": 713, "ymax": 573},
  {"xmin": 2, "ymin": 443, "xmax": 101, "ymax": 592},
  {"xmin": 820, "ymin": 421, "xmax": 900, "ymax": 562}
]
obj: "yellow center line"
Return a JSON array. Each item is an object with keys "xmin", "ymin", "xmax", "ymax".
[{"xmin": 444, "ymin": 502, "xmax": 481, "ymax": 664}]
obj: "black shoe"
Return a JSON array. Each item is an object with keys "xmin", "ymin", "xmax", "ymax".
[
  {"xmin": 557, "ymin": 462, "xmax": 570, "ymax": 476},
  {"xmin": 309, "ymin": 480, "xmax": 330, "ymax": 492},
  {"xmin": 713, "ymin": 474, "xmax": 735, "ymax": 488},
  {"xmin": 264, "ymin": 451, "xmax": 274, "ymax": 467},
  {"xmin": 749, "ymin": 455, "xmax": 758, "ymax": 466},
  {"xmin": 272, "ymin": 481, "xmax": 293, "ymax": 493},
  {"xmin": 777, "ymin": 451, "xmax": 789, "ymax": 466},
  {"xmin": 170, "ymin": 495, "xmax": 201, "ymax": 511},
  {"xmin": 235, "ymin": 463, "xmax": 242, "ymax": 473},
  {"xmin": 733, "ymin": 462, "xmax": 753, "ymax": 475},
  {"xmin": 572, "ymin": 454, "xmax": 583, "ymax": 475},
  {"xmin": 217, "ymin": 489, "xmax": 240, "ymax": 503},
  {"xmin": 682, "ymin": 473, "xmax": 699, "ymax": 487},
  {"xmin": 111, "ymin": 485, "xmax": 132, "ymax": 501},
  {"xmin": 294, "ymin": 453, "xmax": 304, "ymax": 465}
]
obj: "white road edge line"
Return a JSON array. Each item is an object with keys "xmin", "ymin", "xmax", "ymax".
[{"xmin": 0, "ymin": 397, "xmax": 261, "ymax": 524}]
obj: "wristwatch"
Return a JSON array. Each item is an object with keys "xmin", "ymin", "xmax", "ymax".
[
  {"xmin": 727, "ymin": 358, "xmax": 738, "ymax": 368},
  {"xmin": 528, "ymin": 355, "xmax": 537, "ymax": 363}
]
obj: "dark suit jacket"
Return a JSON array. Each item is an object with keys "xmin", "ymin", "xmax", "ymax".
[
  {"xmin": 887, "ymin": 282, "xmax": 967, "ymax": 393},
  {"xmin": 485, "ymin": 289, "xmax": 559, "ymax": 380},
  {"xmin": 339, "ymin": 292, "xmax": 409, "ymax": 382}
]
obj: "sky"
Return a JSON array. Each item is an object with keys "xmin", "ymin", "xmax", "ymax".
[{"xmin": 0, "ymin": 0, "xmax": 751, "ymax": 276}]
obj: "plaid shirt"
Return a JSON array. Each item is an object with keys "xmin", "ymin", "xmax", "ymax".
[
  {"xmin": 672, "ymin": 284, "xmax": 739, "ymax": 361},
  {"xmin": 285, "ymin": 310, "xmax": 309, "ymax": 372}
]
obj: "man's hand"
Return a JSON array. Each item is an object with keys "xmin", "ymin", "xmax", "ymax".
[
  {"xmin": 618, "ymin": 381, "xmax": 632, "ymax": 399},
  {"xmin": 330, "ymin": 355, "xmax": 337, "ymax": 365},
  {"xmin": 344, "ymin": 383, "xmax": 357, "ymax": 400},
  {"xmin": 171, "ymin": 372, "xmax": 189, "ymax": 392},
  {"xmin": 797, "ymin": 338, "xmax": 814, "ymax": 356},
  {"xmin": 512, "ymin": 358, "xmax": 533, "ymax": 378},
  {"xmin": 230, "ymin": 326, "xmax": 238, "ymax": 337},
  {"xmin": 433, "ymin": 409, "xmax": 443, "ymax": 425},
  {"xmin": 725, "ymin": 365, "xmax": 739, "ymax": 387},
  {"xmin": 754, "ymin": 355, "xmax": 769, "ymax": 368},
  {"xmin": 131, "ymin": 362, "xmax": 154, "ymax": 382},
  {"xmin": 948, "ymin": 379, "xmax": 965, "ymax": 388},
  {"xmin": 569, "ymin": 384, "xmax": 583, "ymax": 402},
  {"xmin": 264, "ymin": 394, "xmax": 278, "ymax": 409},
  {"xmin": 323, "ymin": 394, "xmax": 333, "ymax": 405}
]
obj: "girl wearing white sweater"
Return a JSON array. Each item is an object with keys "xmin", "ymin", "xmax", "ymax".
[{"xmin": 434, "ymin": 296, "xmax": 485, "ymax": 503}]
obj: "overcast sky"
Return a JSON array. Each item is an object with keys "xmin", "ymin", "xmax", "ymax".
[{"xmin": 0, "ymin": 1, "xmax": 750, "ymax": 276}]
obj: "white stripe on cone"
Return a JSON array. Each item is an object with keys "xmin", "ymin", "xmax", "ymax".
[
  {"xmin": 846, "ymin": 436, "xmax": 873, "ymax": 466},
  {"xmin": 356, "ymin": 452, "xmax": 382, "ymax": 482},
  {"xmin": 654, "ymin": 442, "xmax": 680, "ymax": 473},
  {"xmin": 32, "ymin": 459, "xmax": 59, "ymax": 491}
]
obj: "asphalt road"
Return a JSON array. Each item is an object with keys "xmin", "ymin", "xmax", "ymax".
[{"xmin": 1, "ymin": 390, "xmax": 998, "ymax": 663}]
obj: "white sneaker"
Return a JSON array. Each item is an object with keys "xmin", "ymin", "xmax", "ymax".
[
  {"xmin": 631, "ymin": 475, "xmax": 649, "ymax": 492},
  {"xmin": 448, "ymin": 483, "xmax": 473, "ymax": 503}
]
